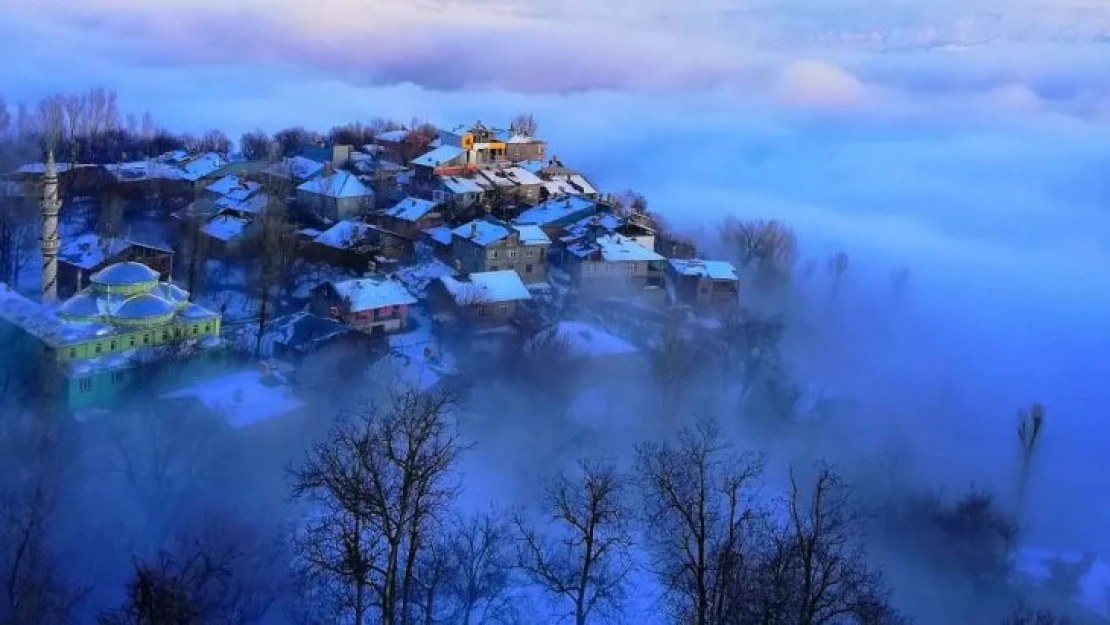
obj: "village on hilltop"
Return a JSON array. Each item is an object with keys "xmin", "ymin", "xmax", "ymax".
[{"xmin": 0, "ymin": 116, "xmax": 744, "ymax": 423}]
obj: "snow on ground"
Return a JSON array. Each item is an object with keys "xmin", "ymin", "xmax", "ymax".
[
  {"xmin": 385, "ymin": 307, "xmax": 457, "ymax": 391},
  {"xmin": 396, "ymin": 258, "xmax": 455, "ymax": 298},
  {"xmin": 162, "ymin": 369, "xmax": 304, "ymax": 428},
  {"xmin": 1015, "ymin": 547, "xmax": 1110, "ymax": 619}
]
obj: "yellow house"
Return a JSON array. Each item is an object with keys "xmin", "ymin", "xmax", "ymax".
[{"xmin": 0, "ymin": 261, "xmax": 223, "ymax": 411}]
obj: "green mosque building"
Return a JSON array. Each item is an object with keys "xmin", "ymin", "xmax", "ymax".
[{"xmin": 0, "ymin": 152, "xmax": 223, "ymax": 412}]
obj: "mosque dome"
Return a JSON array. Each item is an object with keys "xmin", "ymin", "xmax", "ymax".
[
  {"xmin": 112, "ymin": 293, "xmax": 176, "ymax": 325},
  {"xmin": 56, "ymin": 292, "xmax": 103, "ymax": 321},
  {"xmin": 90, "ymin": 261, "xmax": 159, "ymax": 287},
  {"xmin": 156, "ymin": 282, "xmax": 190, "ymax": 308}
]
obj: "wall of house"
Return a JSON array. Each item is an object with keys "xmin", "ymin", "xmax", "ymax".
[
  {"xmin": 575, "ymin": 259, "xmax": 665, "ymax": 297},
  {"xmin": 505, "ymin": 142, "xmax": 546, "ymax": 162},
  {"xmin": 347, "ymin": 304, "xmax": 409, "ymax": 335},
  {"xmin": 450, "ymin": 236, "xmax": 548, "ymax": 283}
]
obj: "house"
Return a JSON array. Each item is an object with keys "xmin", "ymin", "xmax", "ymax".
[
  {"xmin": 214, "ymin": 192, "xmax": 269, "ymax": 219},
  {"xmin": 428, "ymin": 270, "xmax": 531, "ymax": 327},
  {"xmin": 256, "ymin": 156, "xmax": 325, "ymax": 189},
  {"xmin": 448, "ymin": 219, "xmax": 550, "ymax": 283},
  {"xmin": 303, "ymin": 219, "xmax": 413, "ymax": 271},
  {"xmin": 540, "ymin": 172, "xmax": 599, "ymax": 201},
  {"xmin": 200, "ymin": 212, "xmax": 257, "ymax": 254},
  {"xmin": 57, "ymin": 234, "xmax": 175, "ymax": 298},
  {"xmin": 665, "ymin": 259, "xmax": 740, "ymax": 313},
  {"xmin": 516, "ymin": 195, "xmax": 600, "ymax": 238},
  {"xmin": 310, "ymin": 276, "xmax": 417, "ymax": 336},
  {"xmin": 204, "ymin": 174, "xmax": 261, "ymax": 202},
  {"xmin": 376, "ymin": 197, "xmax": 443, "ymax": 239},
  {"xmin": 422, "ymin": 226, "xmax": 455, "ymax": 262},
  {"xmin": 504, "ymin": 134, "xmax": 547, "ymax": 163},
  {"xmin": 295, "ymin": 170, "xmax": 375, "ymax": 222},
  {"xmin": 372, "ymin": 129, "xmax": 411, "ymax": 163},
  {"xmin": 302, "ymin": 144, "xmax": 353, "ymax": 169},
  {"xmin": 475, "ymin": 166, "xmax": 543, "ymax": 207},
  {"xmin": 559, "ymin": 212, "xmax": 655, "ymax": 256},
  {"xmin": 434, "ymin": 175, "xmax": 485, "ymax": 212},
  {"xmin": 563, "ymin": 233, "xmax": 666, "ymax": 298},
  {"xmin": 0, "ymin": 262, "xmax": 222, "ymax": 412},
  {"xmin": 265, "ymin": 312, "xmax": 380, "ymax": 375}
]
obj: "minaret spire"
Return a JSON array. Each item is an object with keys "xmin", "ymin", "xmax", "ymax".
[{"xmin": 40, "ymin": 150, "xmax": 61, "ymax": 303}]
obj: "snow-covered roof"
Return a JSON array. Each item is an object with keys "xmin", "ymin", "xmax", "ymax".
[
  {"xmin": 327, "ymin": 276, "xmax": 417, "ymax": 312},
  {"xmin": 114, "ymin": 293, "xmax": 176, "ymax": 319},
  {"xmin": 476, "ymin": 168, "xmax": 516, "ymax": 189},
  {"xmin": 502, "ymin": 166, "xmax": 543, "ymax": 186},
  {"xmin": 452, "ymin": 220, "xmax": 511, "ymax": 246},
  {"xmin": 375, "ymin": 129, "xmax": 409, "ymax": 143},
  {"xmin": 423, "ymin": 226, "xmax": 453, "ymax": 246},
  {"xmin": 59, "ymin": 234, "xmax": 132, "ymax": 270},
  {"xmin": 513, "ymin": 224, "xmax": 551, "ymax": 245},
  {"xmin": 203, "ymin": 214, "xmax": 252, "ymax": 241},
  {"xmin": 264, "ymin": 156, "xmax": 324, "ymax": 180},
  {"xmin": 543, "ymin": 178, "xmax": 579, "ymax": 197},
  {"xmin": 440, "ymin": 176, "xmax": 484, "ymax": 195},
  {"xmin": 205, "ymin": 174, "xmax": 260, "ymax": 197},
  {"xmin": 162, "ymin": 370, "xmax": 304, "ymax": 428},
  {"xmin": 571, "ymin": 234, "xmax": 663, "ymax": 262},
  {"xmin": 410, "ymin": 145, "xmax": 465, "ymax": 168},
  {"xmin": 554, "ymin": 174, "xmax": 597, "ymax": 196},
  {"xmin": 313, "ymin": 220, "xmax": 375, "ymax": 249},
  {"xmin": 438, "ymin": 271, "xmax": 531, "ymax": 305},
  {"xmin": 668, "ymin": 259, "xmax": 739, "ymax": 281},
  {"xmin": 517, "ymin": 195, "xmax": 597, "ymax": 226},
  {"xmin": 386, "ymin": 197, "xmax": 439, "ymax": 222},
  {"xmin": 533, "ymin": 321, "xmax": 638, "ymax": 360},
  {"xmin": 174, "ymin": 152, "xmax": 229, "ymax": 182},
  {"xmin": 562, "ymin": 212, "xmax": 624, "ymax": 239},
  {"xmin": 215, "ymin": 192, "xmax": 269, "ymax": 215},
  {"xmin": 91, "ymin": 261, "xmax": 160, "ymax": 286},
  {"xmin": 296, "ymin": 171, "xmax": 373, "ymax": 198},
  {"xmin": 506, "ymin": 134, "xmax": 540, "ymax": 144}
]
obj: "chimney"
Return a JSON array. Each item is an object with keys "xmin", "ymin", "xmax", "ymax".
[{"xmin": 470, "ymin": 222, "xmax": 478, "ymax": 239}]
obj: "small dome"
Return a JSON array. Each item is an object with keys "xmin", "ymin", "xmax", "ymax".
[
  {"xmin": 90, "ymin": 262, "xmax": 159, "ymax": 287},
  {"xmin": 57, "ymin": 292, "xmax": 103, "ymax": 320},
  {"xmin": 113, "ymin": 293, "xmax": 175, "ymax": 320},
  {"xmin": 157, "ymin": 283, "xmax": 190, "ymax": 307}
]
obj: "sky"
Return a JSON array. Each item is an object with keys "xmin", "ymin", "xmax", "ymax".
[{"xmin": 4, "ymin": 0, "xmax": 1110, "ymax": 571}]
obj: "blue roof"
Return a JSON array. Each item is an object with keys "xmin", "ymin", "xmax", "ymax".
[
  {"xmin": 516, "ymin": 196, "xmax": 597, "ymax": 227},
  {"xmin": 411, "ymin": 145, "xmax": 465, "ymax": 168}
]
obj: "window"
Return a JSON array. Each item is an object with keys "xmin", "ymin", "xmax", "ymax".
[
  {"xmin": 488, "ymin": 250, "xmax": 499, "ymax": 260},
  {"xmin": 192, "ymin": 326, "xmax": 198, "ymax": 335},
  {"xmin": 477, "ymin": 306, "xmax": 488, "ymax": 317},
  {"xmin": 526, "ymin": 249, "xmax": 535, "ymax": 257},
  {"xmin": 204, "ymin": 323, "xmax": 212, "ymax": 333},
  {"xmin": 69, "ymin": 348, "xmax": 76, "ymax": 358},
  {"xmin": 78, "ymin": 377, "xmax": 92, "ymax": 392},
  {"xmin": 110, "ymin": 340, "xmax": 117, "ymax": 350},
  {"xmin": 95, "ymin": 343, "xmax": 102, "ymax": 354},
  {"xmin": 130, "ymin": 336, "xmax": 136, "ymax": 347},
  {"xmin": 508, "ymin": 250, "xmax": 518, "ymax": 259},
  {"xmin": 143, "ymin": 334, "xmax": 150, "ymax": 345},
  {"xmin": 525, "ymin": 264, "xmax": 533, "ymax": 273},
  {"xmin": 162, "ymin": 330, "xmax": 169, "ymax": 340}
]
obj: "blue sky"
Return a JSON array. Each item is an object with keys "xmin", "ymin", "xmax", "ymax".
[{"xmin": 4, "ymin": 0, "xmax": 1110, "ymax": 556}]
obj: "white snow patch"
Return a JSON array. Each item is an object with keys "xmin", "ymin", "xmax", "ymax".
[{"xmin": 163, "ymin": 370, "xmax": 304, "ymax": 427}]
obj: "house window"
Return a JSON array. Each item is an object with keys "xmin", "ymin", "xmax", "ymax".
[
  {"xmin": 192, "ymin": 326, "xmax": 198, "ymax": 335},
  {"xmin": 69, "ymin": 348, "xmax": 76, "ymax": 358},
  {"xmin": 477, "ymin": 306, "xmax": 488, "ymax": 317},
  {"xmin": 78, "ymin": 377, "xmax": 92, "ymax": 392},
  {"xmin": 162, "ymin": 330, "xmax": 170, "ymax": 340},
  {"xmin": 143, "ymin": 334, "xmax": 150, "ymax": 344},
  {"xmin": 95, "ymin": 343, "xmax": 102, "ymax": 354},
  {"xmin": 204, "ymin": 323, "xmax": 211, "ymax": 333},
  {"xmin": 130, "ymin": 336, "xmax": 136, "ymax": 347},
  {"xmin": 110, "ymin": 340, "xmax": 117, "ymax": 350},
  {"xmin": 525, "ymin": 264, "xmax": 533, "ymax": 273},
  {"xmin": 526, "ymin": 249, "xmax": 535, "ymax": 257},
  {"xmin": 488, "ymin": 250, "xmax": 499, "ymax": 260},
  {"xmin": 508, "ymin": 250, "xmax": 518, "ymax": 259}
]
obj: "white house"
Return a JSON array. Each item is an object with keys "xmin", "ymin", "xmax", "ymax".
[{"xmin": 296, "ymin": 171, "xmax": 375, "ymax": 222}]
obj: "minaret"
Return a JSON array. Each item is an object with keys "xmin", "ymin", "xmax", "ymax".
[{"xmin": 40, "ymin": 150, "xmax": 61, "ymax": 303}]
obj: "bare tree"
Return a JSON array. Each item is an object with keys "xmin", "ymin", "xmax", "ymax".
[
  {"xmin": 720, "ymin": 218, "xmax": 798, "ymax": 290},
  {"xmin": 290, "ymin": 386, "xmax": 465, "ymax": 625},
  {"xmin": 98, "ymin": 512, "xmax": 282, "ymax": 625},
  {"xmin": 635, "ymin": 420, "xmax": 766, "ymax": 625},
  {"xmin": 1015, "ymin": 402, "xmax": 1045, "ymax": 520},
  {"xmin": 96, "ymin": 190, "xmax": 128, "ymax": 248},
  {"xmin": 825, "ymin": 251, "xmax": 849, "ymax": 300},
  {"xmin": 178, "ymin": 207, "xmax": 211, "ymax": 297},
  {"xmin": 0, "ymin": 184, "xmax": 38, "ymax": 287},
  {"xmin": 757, "ymin": 464, "xmax": 905, "ymax": 624},
  {"xmin": 0, "ymin": 416, "xmax": 87, "ymax": 624},
  {"xmin": 248, "ymin": 187, "xmax": 299, "ymax": 357},
  {"xmin": 1001, "ymin": 601, "xmax": 1072, "ymax": 625},
  {"xmin": 514, "ymin": 459, "xmax": 634, "ymax": 625},
  {"xmin": 509, "ymin": 113, "xmax": 537, "ymax": 138},
  {"xmin": 239, "ymin": 130, "xmax": 271, "ymax": 161}
]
